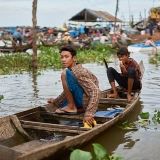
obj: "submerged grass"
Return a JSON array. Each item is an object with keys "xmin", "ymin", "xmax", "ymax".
[{"xmin": 0, "ymin": 44, "xmax": 114, "ymax": 75}]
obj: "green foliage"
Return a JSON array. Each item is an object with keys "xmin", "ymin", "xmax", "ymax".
[
  {"xmin": 70, "ymin": 149, "xmax": 92, "ymax": 160},
  {"xmin": 0, "ymin": 45, "xmax": 114, "ymax": 75},
  {"xmin": 70, "ymin": 143, "xmax": 123, "ymax": 160},
  {"xmin": 0, "ymin": 95, "xmax": 4, "ymax": 103},
  {"xmin": 117, "ymin": 121, "xmax": 138, "ymax": 130},
  {"xmin": 152, "ymin": 110, "xmax": 160, "ymax": 123},
  {"xmin": 149, "ymin": 53, "xmax": 160, "ymax": 64},
  {"xmin": 92, "ymin": 143, "xmax": 110, "ymax": 160},
  {"xmin": 118, "ymin": 110, "xmax": 160, "ymax": 130},
  {"xmin": 139, "ymin": 112, "xmax": 150, "ymax": 119}
]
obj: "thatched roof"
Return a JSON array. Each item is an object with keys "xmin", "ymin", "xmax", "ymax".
[
  {"xmin": 68, "ymin": 8, "xmax": 122, "ymax": 22},
  {"xmin": 150, "ymin": 6, "xmax": 160, "ymax": 13}
]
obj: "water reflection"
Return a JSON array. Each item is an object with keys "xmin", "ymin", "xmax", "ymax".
[{"xmin": 31, "ymin": 71, "xmax": 39, "ymax": 98}]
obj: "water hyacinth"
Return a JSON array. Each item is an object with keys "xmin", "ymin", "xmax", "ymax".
[{"xmin": 0, "ymin": 44, "xmax": 114, "ymax": 75}]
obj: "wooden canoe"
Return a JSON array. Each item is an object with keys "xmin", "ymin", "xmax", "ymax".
[
  {"xmin": 40, "ymin": 39, "xmax": 95, "ymax": 50},
  {"xmin": 0, "ymin": 43, "xmax": 32, "ymax": 53},
  {"xmin": 0, "ymin": 61, "xmax": 144, "ymax": 160}
]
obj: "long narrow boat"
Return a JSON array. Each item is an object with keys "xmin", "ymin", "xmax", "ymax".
[
  {"xmin": 0, "ymin": 43, "xmax": 32, "ymax": 53},
  {"xmin": 0, "ymin": 61, "xmax": 144, "ymax": 160}
]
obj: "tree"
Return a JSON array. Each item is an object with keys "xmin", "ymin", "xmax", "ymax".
[
  {"xmin": 114, "ymin": 0, "xmax": 119, "ymax": 33},
  {"xmin": 32, "ymin": 0, "xmax": 38, "ymax": 69}
]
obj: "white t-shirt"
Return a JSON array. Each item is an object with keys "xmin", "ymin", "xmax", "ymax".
[
  {"xmin": 100, "ymin": 36, "xmax": 108, "ymax": 44},
  {"xmin": 57, "ymin": 32, "xmax": 62, "ymax": 39}
]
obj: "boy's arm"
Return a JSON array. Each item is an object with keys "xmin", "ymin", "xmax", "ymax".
[{"xmin": 77, "ymin": 74, "xmax": 100, "ymax": 117}]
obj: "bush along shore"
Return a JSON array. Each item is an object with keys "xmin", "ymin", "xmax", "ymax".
[{"xmin": 0, "ymin": 44, "xmax": 114, "ymax": 75}]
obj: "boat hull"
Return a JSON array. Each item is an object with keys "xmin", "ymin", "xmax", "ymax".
[{"xmin": 128, "ymin": 41, "xmax": 160, "ymax": 52}]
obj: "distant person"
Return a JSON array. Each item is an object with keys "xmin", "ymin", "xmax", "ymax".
[
  {"xmin": 62, "ymin": 32, "xmax": 72, "ymax": 44},
  {"xmin": 149, "ymin": 20, "xmax": 154, "ymax": 36},
  {"xmin": 88, "ymin": 26, "xmax": 93, "ymax": 36},
  {"xmin": 100, "ymin": 34, "xmax": 109, "ymax": 44},
  {"xmin": 106, "ymin": 47, "xmax": 142, "ymax": 100},
  {"xmin": 145, "ymin": 37, "xmax": 158, "ymax": 52},
  {"xmin": 11, "ymin": 28, "xmax": 23, "ymax": 45},
  {"xmin": 79, "ymin": 25, "xmax": 85, "ymax": 35},
  {"xmin": 84, "ymin": 26, "xmax": 89, "ymax": 35}
]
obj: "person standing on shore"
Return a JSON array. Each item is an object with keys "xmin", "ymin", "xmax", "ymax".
[{"xmin": 149, "ymin": 20, "xmax": 154, "ymax": 36}]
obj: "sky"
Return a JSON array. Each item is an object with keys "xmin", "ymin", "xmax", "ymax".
[{"xmin": 0, "ymin": 0, "xmax": 160, "ymax": 27}]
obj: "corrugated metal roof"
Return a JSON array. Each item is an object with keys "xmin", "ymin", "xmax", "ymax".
[{"xmin": 69, "ymin": 8, "xmax": 122, "ymax": 22}]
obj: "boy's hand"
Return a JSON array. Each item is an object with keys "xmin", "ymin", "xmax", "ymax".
[
  {"xmin": 47, "ymin": 98, "xmax": 55, "ymax": 103},
  {"xmin": 83, "ymin": 116, "xmax": 94, "ymax": 127},
  {"xmin": 120, "ymin": 61, "xmax": 127, "ymax": 74}
]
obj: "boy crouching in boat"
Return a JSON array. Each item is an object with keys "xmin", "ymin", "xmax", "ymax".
[
  {"xmin": 48, "ymin": 45, "xmax": 101, "ymax": 126},
  {"xmin": 145, "ymin": 37, "xmax": 158, "ymax": 52},
  {"xmin": 106, "ymin": 47, "xmax": 142, "ymax": 100}
]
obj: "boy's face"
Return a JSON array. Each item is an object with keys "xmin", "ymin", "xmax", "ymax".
[
  {"xmin": 117, "ymin": 54, "xmax": 128, "ymax": 64},
  {"xmin": 60, "ymin": 51, "xmax": 76, "ymax": 69}
]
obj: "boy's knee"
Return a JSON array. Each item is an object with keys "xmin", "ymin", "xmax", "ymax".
[
  {"xmin": 128, "ymin": 67, "xmax": 136, "ymax": 78},
  {"xmin": 107, "ymin": 67, "xmax": 114, "ymax": 73}
]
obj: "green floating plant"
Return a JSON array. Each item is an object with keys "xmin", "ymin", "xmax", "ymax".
[
  {"xmin": 117, "ymin": 121, "xmax": 138, "ymax": 130},
  {"xmin": 0, "ymin": 95, "xmax": 4, "ymax": 103},
  {"xmin": 118, "ymin": 110, "xmax": 160, "ymax": 130},
  {"xmin": 0, "ymin": 45, "xmax": 114, "ymax": 75},
  {"xmin": 70, "ymin": 143, "xmax": 123, "ymax": 160}
]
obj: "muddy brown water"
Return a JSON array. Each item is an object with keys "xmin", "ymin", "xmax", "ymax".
[{"xmin": 0, "ymin": 51, "xmax": 160, "ymax": 159}]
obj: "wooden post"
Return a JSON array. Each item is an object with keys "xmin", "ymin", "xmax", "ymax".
[
  {"xmin": 114, "ymin": 0, "xmax": 119, "ymax": 33},
  {"xmin": 32, "ymin": 0, "xmax": 38, "ymax": 69}
]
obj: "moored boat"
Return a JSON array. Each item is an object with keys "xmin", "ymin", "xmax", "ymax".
[
  {"xmin": 0, "ymin": 61, "xmax": 144, "ymax": 160},
  {"xmin": 0, "ymin": 43, "xmax": 33, "ymax": 53},
  {"xmin": 128, "ymin": 41, "xmax": 160, "ymax": 52}
]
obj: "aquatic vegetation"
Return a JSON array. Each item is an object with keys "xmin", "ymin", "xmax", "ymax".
[
  {"xmin": 118, "ymin": 110, "xmax": 160, "ymax": 130},
  {"xmin": 0, "ymin": 95, "xmax": 4, "ymax": 103},
  {"xmin": 70, "ymin": 143, "xmax": 123, "ymax": 160},
  {"xmin": 0, "ymin": 44, "xmax": 114, "ymax": 75},
  {"xmin": 149, "ymin": 53, "xmax": 160, "ymax": 64}
]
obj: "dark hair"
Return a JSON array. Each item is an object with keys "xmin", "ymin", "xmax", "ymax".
[
  {"xmin": 117, "ymin": 47, "xmax": 130, "ymax": 57},
  {"xmin": 148, "ymin": 36, "xmax": 152, "ymax": 40},
  {"xmin": 59, "ymin": 45, "xmax": 77, "ymax": 57}
]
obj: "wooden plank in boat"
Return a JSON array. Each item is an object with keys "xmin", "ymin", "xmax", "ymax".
[
  {"xmin": 20, "ymin": 120, "xmax": 91, "ymax": 131},
  {"xmin": 99, "ymin": 98, "xmax": 131, "ymax": 104},
  {"xmin": 22, "ymin": 124, "xmax": 85, "ymax": 134},
  {"xmin": 41, "ymin": 111, "xmax": 110, "ymax": 123}
]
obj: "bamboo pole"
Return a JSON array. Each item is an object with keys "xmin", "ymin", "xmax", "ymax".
[
  {"xmin": 114, "ymin": 0, "xmax": 119, "ymax": 33},
  {"xmin": 32, "ymin": 0, "xmax": 38, "ymax": 69}
]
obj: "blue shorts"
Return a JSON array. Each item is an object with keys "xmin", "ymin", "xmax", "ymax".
[{"xmin": 61, "ymin": 69, "xmax": 84, "ymax": 109}]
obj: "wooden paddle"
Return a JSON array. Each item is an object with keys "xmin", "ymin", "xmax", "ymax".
[{"xmin": 103, "ymin": 58, "xmax": 108, "ymax": 69}]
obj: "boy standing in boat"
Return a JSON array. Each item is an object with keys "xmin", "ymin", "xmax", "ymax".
[
  {"xmin": 106, "ymin": 47, "xmax": 142, "ymax": 100},
  {"xmin": 48, "ymin": 45, "xmax": 100, "ymax": 126}
]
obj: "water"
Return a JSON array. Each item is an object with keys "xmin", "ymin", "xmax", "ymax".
[{"xmin": 0, "ymin": 51, "xmax": 160, "ymax": 159}]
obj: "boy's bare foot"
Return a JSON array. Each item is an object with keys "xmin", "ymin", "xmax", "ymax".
[
  {"xmin": 107, "ymin": 93, "xmax": 119, "ymax": 98},
  {"xmin": 55, "ymin": 105, "xmax": 77, "ymax": 113},
  {"xmin": 127, "ymin": 94, "xmax": 133, "ymax": 100}
]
